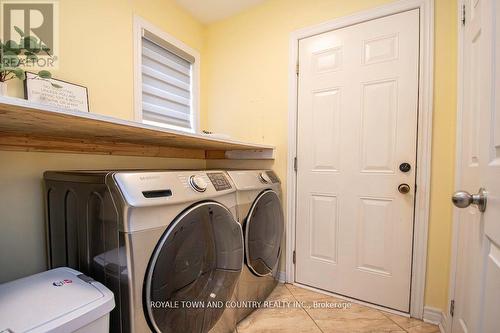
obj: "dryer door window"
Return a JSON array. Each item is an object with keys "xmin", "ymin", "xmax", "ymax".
[
  {"xmin": 245, "ymin": 190, "xmax": 284, "ymax": 276},
  {"xmin": 144, "ymin": 202, "xmax": 243, "ymax": 333}
]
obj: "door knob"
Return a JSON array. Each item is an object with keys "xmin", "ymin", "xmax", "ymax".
[
  {"xmin": 452, "ymin": 188, "xmax": 487, "ymax": 212},
  {"xmin": 398, "ymin": 183, "xmax": 411, "ymax": 194}
]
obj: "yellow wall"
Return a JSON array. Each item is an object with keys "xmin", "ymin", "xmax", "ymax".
[
  {"xmin": 425, "ymin": 0, "xmax": 457, "ymax": 309},
  {"xmin": 202, "ymin": 0, "xmax": 457, "ymax": 311}
]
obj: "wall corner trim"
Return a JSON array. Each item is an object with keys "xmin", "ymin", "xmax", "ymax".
[{"xmin": 423, "ymin": 306, "xmax": 449, "ymax": 333}]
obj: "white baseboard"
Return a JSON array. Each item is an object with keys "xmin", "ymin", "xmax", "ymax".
[
  {"xmin": 423, "ymin": 306, "xmax": 442, "ymax": 324},
  {"xmin": 278, "ymin": 271, "xmax": 286, "ymax": 283},
  {"xmin": 423, "ymin": 306, "xmax": 450, "ymax": 333}
]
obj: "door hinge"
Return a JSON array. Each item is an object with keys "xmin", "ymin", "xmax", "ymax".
[
  {"xmin": 450, "ymin": 300, "xmax": 455, "ymax": 317},
  {"xmin": 296, "ymin": 62, "xmax": 300, "ymax": 76},
  {"xmin": 294, "ymin": 157, "xmax": 298, "ymax": 172},
  {"xmin": 461, "ymin": 4, "xmax": 466, "ymax": 26},
  {"xmin": 293, "ymin": 250, "xmax": 296, "ymax": 264}
]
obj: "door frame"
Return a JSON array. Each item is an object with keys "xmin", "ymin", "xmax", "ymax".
[
  {"xmin": 286, "ymin": 0, "xmax": 435, "ymax": 319},
  {"xmin": 445, "ymin": 1, "xmax": 467, "ymax": 332}
]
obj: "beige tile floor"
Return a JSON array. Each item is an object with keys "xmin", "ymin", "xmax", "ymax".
[{"xmin": 236, "ymin": 284, "xmax": 440, "ymax": 333}]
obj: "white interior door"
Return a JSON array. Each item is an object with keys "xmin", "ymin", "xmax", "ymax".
[
  {"xmin": 451, "ymin": 0, "xmax": 500, "ymax": 332},
  {"xmin": 295, "ymin": 9, "xmax": 419, "ymax": 312}
]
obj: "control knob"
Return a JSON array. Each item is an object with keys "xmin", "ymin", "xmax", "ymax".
[
  {"xmin": 259, "ymin": 172, "xmax": 272, "ymax": 184},
  {"xmin": 189, "ymin": 175, "xmax": 207, "ymax": 192}
]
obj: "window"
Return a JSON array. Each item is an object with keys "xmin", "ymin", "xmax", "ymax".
[{"xmin": 134, "ymin": 17, "xmax": 199, "ymax": 133}]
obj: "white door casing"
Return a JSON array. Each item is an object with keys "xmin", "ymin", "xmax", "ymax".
[
  {"xmin": 451, "ymin": 0, "xmax": 500, "ymax": 332},
  {"xmin": 295, "ymin": 9, "xmax": 419, "ymax": 312}
]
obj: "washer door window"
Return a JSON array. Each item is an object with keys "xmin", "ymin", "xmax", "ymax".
[
  {"xmin": 145, "ymin": 202, "xmax": 243, "ymax": 333},
  {"xmin": 245, "ymin": 190, "xmax": 284, "ymax": 276}
]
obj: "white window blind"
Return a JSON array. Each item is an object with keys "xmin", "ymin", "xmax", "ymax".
[{"xmin": 141, "ymin": 31, "xmax": 194, "ymax": 131}]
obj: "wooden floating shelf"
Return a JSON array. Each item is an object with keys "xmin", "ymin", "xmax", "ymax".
[{"xmin": 0, "ymin": 97, "xmax": 274, "ymax": 160}]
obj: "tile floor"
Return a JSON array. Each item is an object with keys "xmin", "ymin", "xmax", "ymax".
[{"xmin": 236, "ymin": 284, "xmax": 440, "ymax": 333}]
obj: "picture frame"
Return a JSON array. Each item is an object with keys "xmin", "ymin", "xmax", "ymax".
[{"xmin": 24, "ymin": 72, "xmax": 90, "ymax": 113}]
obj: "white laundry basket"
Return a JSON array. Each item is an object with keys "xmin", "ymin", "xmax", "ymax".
[{"xmin": 0, "ymin": 267, "xmax": 115, "ymax": 333}]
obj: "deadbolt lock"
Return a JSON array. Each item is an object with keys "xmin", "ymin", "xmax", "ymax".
[
  {"xmin": 399, "ymin": 163, "xmax": 411, "ymax": 173},
  {"xmin": 398, "ymin": 183, "xmax": 411, "ymax": 194}
]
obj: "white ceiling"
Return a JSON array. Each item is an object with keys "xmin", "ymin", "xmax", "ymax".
[{"xmin": 175, "ymin": 0, "xmax": 266, "ymax": 24}]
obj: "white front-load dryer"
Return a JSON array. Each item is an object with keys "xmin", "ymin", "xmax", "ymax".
[
  {"xmin": 44, "ymin": 170, "xmax": 243, "ymax": 333},
  {"xmin": 226, "ymin": 170, "xmax": 284, "ymax": 322}
]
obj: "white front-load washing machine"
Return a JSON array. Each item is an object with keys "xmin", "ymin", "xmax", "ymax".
[
  {"xmin": 44, "ymin": 170, "xmax": 243, "ymax": 333},
  {"xmin": 226, "ymin": 170, "xmax": 285, "ymax": 322}
]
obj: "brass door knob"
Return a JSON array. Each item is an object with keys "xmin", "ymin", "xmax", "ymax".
[{"xmin": 398, "ymin": 183, "xmax": 411, "ymax": 194}]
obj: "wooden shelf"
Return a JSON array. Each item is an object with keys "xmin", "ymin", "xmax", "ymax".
[{"xmin": 0, "ymin": 97, "xmax": 274, "ymax": 160}]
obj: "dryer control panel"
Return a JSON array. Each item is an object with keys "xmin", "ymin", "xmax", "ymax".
[
  {"xmin": 226, "ymin": 170, "xmax": 281, "ymax": 191},
  {"xmin": 207, "ymin": 172, "xmax": 232, "ymax": 191}
]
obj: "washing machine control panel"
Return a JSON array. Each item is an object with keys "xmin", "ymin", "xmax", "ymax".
[{"xmin": 207, "ymin": 172, "xmax": 232, "ymax": 191}]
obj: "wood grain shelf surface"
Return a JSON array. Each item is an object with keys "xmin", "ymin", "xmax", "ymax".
[{"xmin": 0, "ymin": 97, "xmax": 274, "ymax": 160}]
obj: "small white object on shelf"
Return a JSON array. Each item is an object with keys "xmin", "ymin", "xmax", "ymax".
[{"xmin": 201, "ymin": 130, "xmax": 231, "ymax": 140}]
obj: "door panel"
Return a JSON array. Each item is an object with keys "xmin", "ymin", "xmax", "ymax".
[
  {"xmin": 312, "ymin": 89, "xmax": 341, "ymax": 171},
  {"xmin": 310, "ymin": 194, "xmax": 339, "ymax": 263},
  {"xmin": 361, "ymin": 79, "xmax": 398, "ymax": 172},
  {"xmin": 295, "ymin": 9, "xmax": 419, "ymax": 312},
  {"xmin": 363, "ymin": 34, "xmax": 399, "ymax": 65},
  {"xmin": 482, "ymin": 242, "xmax": 500, "ymax": 332},
  {"xmin": 452, "ymin": 0, "xmax": 500, "ymax": 332},
  {"xmin": 357, "ymin": 197, "xmax": 394, "ymax": 276}
]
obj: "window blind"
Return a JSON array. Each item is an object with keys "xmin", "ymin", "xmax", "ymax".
[{"xmin": 141, "ymin": 32, "xmax": 193, "ymax": 130}]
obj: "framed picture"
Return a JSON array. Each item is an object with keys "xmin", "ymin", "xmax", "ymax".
[{"xmin": 24, "ymin": 72, "xmax": 89, "ymax": 112}]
